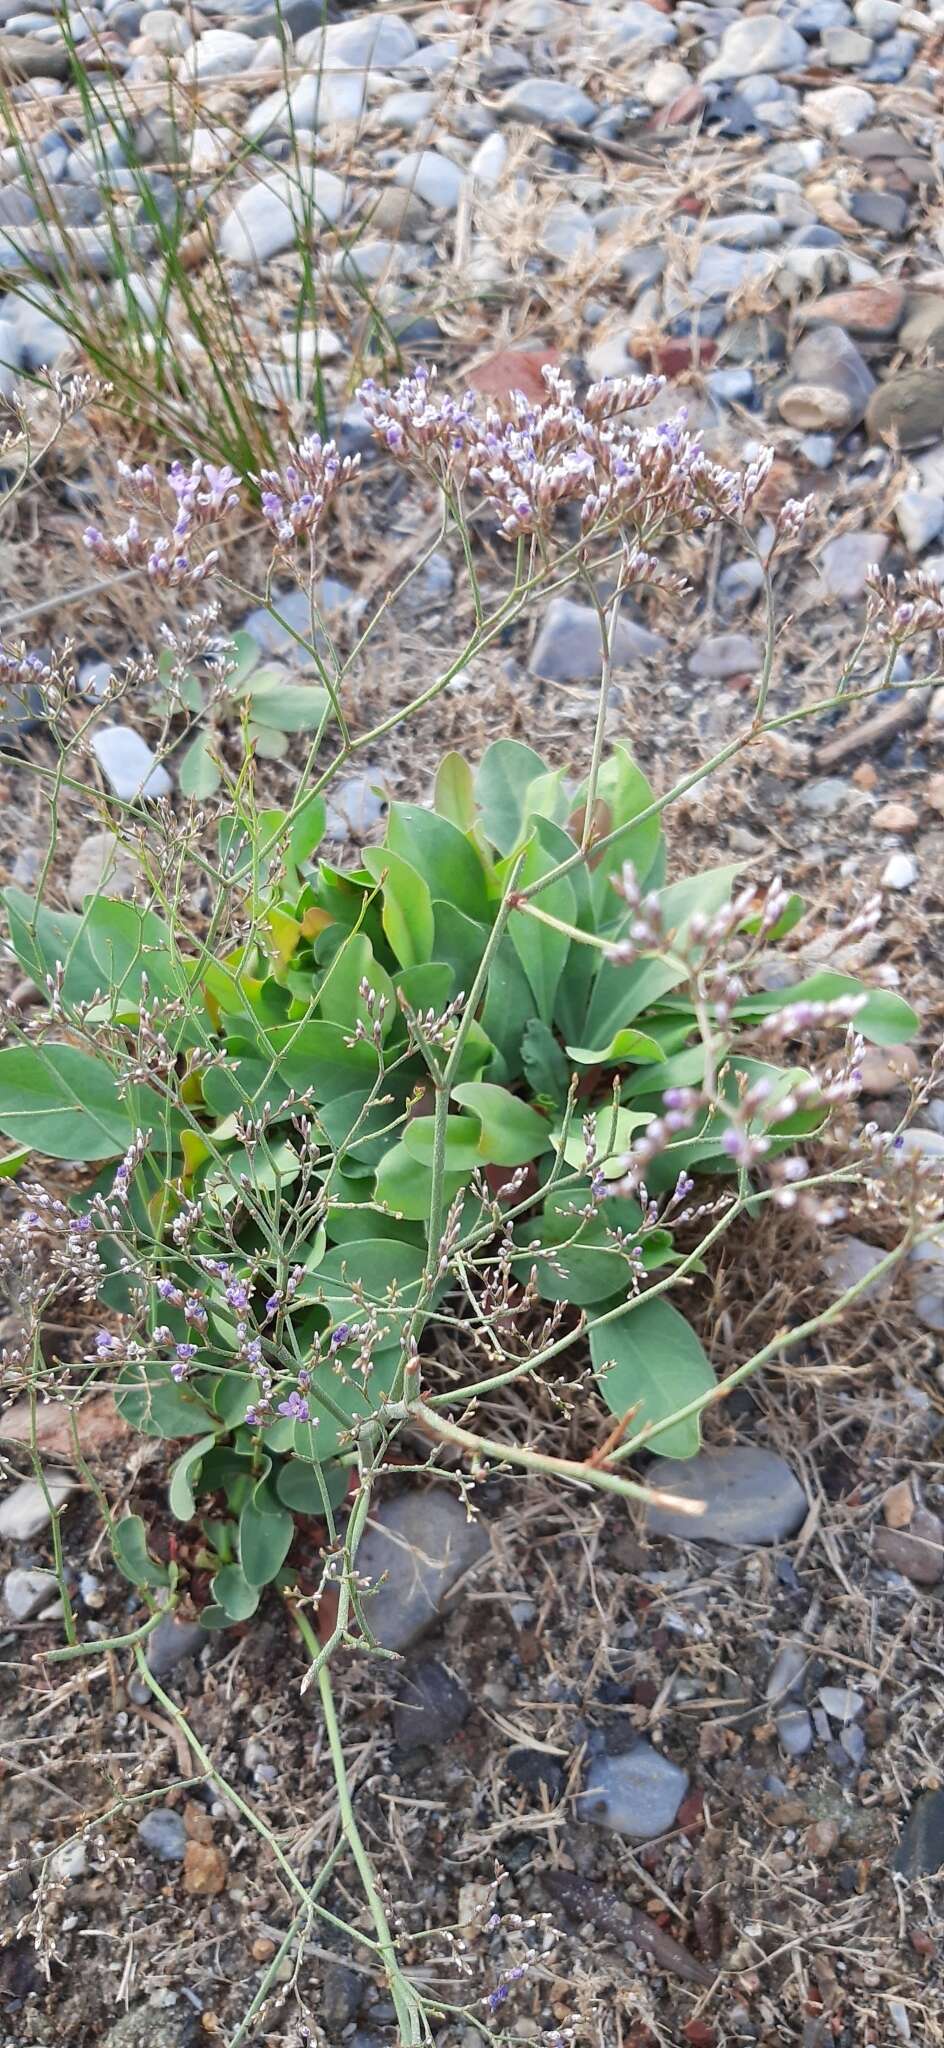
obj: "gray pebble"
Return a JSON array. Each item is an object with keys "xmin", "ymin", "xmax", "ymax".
[
  {"xmin": 0, "ymin": 1473, "xmax": 73, "ymax": 1542},
  {"xmin": 354, "ymin": 1490, "xmax": 490, "ymax": 1652},
  {"xmin": 91, "ymin": 725, "xmax": 171, "ymax": 800},
  {"xmin": 137, "ymin": 1807, "xmax": 186, "ymax": 1861},
  {"xmin": 777, "ymin": 1707, "xmax": 814, "ymax": 1757},
  {"xmin": 645, "ymin": 1447, "xmax": 808, "ymax": 1545},
  {"xmin": 578, "ymin": 1740, "xmax": 689, "ymax": 1841},
  {"xmin": 3, "ymin": 1566, "xmax": 60, "ymax": 1619}
]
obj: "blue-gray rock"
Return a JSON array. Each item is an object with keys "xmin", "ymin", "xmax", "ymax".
[
  {"xmin": 355, "ymin": 1491, "xmax": 490, "ymax": 1651},
  {"xmin": 530, "ymin": 596, "xmax": 666, "ymax": 683},
  {"xmin": 689, "ymin": 244, "xmax": 772, "ymax": 302},
  {"xmin": 245, "ymin": 68, "xmax": 367, "ymax": 142},
  {"xmin": 703, "ymin": 16, "xmax": 807, "ymax": 81},
  {"xmin": 392, "ymin": 148, "xmax": 464, "ymax": 212},
  {"xmin": 578, "ymin": 1741, "xmax": 689, "ymax": 1841},
  {"xmin": 145, "ymin": 1611, "xmax": 206, "ymax": 1679},
  {"xmin": 3, "ymin": 1566, "xmax": 59, "ymax": 1619},
  {"xmin": 393, "ymin": 1659, "xmax": 470, "ymax": 1749},
  {"xmin": 799, "ymin": 433, "xmax": 837, "ymax": 469},
  {"xmin": 499, "ymin": 78, "xmax": 596, "ymax": 128},
  {"xmin": 777, "ymin": 1707, "xmax": 814, "ymax": 1757},
  {"xmin": 703, "ymin": 211, "xmax": 783, "ymax": 249},
  {"xmin": 0, "ymin": 1472, "xmax": 73, "ymax": 1541},
  {"xmin": 644, "ymin": 1448, "xmax": 808, "ymax": 1545},
  {"xmin": 689, "ymin": 632, "xmax": 760, "ymax": 678},
  {"xmin": 296, "ymin": 12, "xmax": 418, "ymax": 69},
  {"xmin": 91, "ymin": 726, "xmax": 171, "ymax": 800},
  {"xmin": 779, "ymin": 324, "xmax": 875, "ymax": 434},
  {"xmin": 896, "ymin": 490, "xmax": 944, "ymax": 555},
  {"xmin": 894, "ymin": 1790, "xmax": 944, "ymax": 1878},
  {"xmin": 766, "ymin": 1642, "xmax": 807, "ymax": 1702},
  {"xmin": 137, "ymin": 1807, "xmax": 186, "ymax": 1861},
  {"xmin": 817, "ymin": 530, "xmax": 887, "ymax": 600},
  {"xmin": 818, "ymin": 1686, "xmax": 864, "ymax": 1722},
  {"xmin": 218, "ymin": 166, "xmax": 346, "ymax": 265}
]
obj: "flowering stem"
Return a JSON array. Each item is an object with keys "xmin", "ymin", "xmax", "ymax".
[
  {"xmin": 399, "ymin": 1400, "xmax": 702, "ymax": 1514},
  {"xmin": 288, "ymin": 1600, "xmax": 425, "ymax": 2044}
]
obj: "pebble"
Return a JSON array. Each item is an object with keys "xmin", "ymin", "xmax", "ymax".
[
  {"xmin": 779, "ymin": 324, "xmax": 875, "ymax": 433},
  {"xmin": 177, "ymin": 28, "xmax": 256, "ymax": 78},
  {"xmin": 0, "ymin": 1472, "xmax": 73, "ymax": 1541},
  {"xmin": 3, "ymin": 1565, "xmax": 60, "ymax": 1619},
  {"xmin": 909, "ymin": 1242, "xmax": 944, "ymax": 1334},
  {"xmin": 392, "ymin": 149, "xmax": 465, "ymax": 212},
  {"xmin": 867, "ymin": 370, "xmax": 944, "ymax": 450},
  {"xmin": 530, "ymin": 596, "xmax": 666, "ymax": 683},
  {"xmin": 816, "ymin": 529, "xmax": 887, "ymax": 599},
  {"xmin": 137, "ymin": 1807, "xmax": 187, "ymax": 1861},
  {"xmin": 804, "ymin": 84, "xmax": 875, "ymax": 135},
  {"xmin": 323, "ymin": 771, "xmax": 387, "ymax": 843},
  {"xmin": 578, "ymin": 1740, "xmax": 689, "ymax": 1841},
  {"xmin": 777, "ymin": 1707, "xmax": 814, "ymax": 1757},
  {"xmin": 68, "ymin": 829, "xmax": 139, "ymax": 907},
  {"xmin": 822, "ymin": 1236, "xmax": 894, "ymax": 1300},
  {"xmin": 818, "ymin": 1685, "xmax": 864, "ymax": 1722},
  {"xmin": 392, "ymin": 1659, "xmax": 471, "ymax": 1749},
  {"xmin": 893, "ymin": 1790, "xmax": 944, "ymax": 1877},
  {"xmin": 882, "ymin": 850, "xmax": 918, "ymax": 889},
  {"xmin": 297, "ymin": 14, "xmax": 417, "ymax": 69},
  {"xmin": 353, "ymin": 1490, "xmax": 490, "ymax": 1651},
  {"xmin": 896, "ymin": 490, "xmax": 944, "ymax": 554},
  {"xmin": 246, "ymin": 69, "xmax": 367, "ymax": 140},
  {"xmin": 645, "ymin": 1448, "xmax": 808, "ymax": 1545},
  {"xmin": 91, "ymin": 725, "xmax": 171, "ymax": 800},
  {"xmin": 875, "ymin": 1510, "xmax": 944, "ymax": 1585},
  {"xmin": 799, "ymin": 280, "xmax": 905, "ymax": 339},
  {"xmin": 702, "ymin": 16, "xmax": 807, "ymax": 83},
  {"xmin": 218, "ymin": 165, "xmax": 346, "ymax": 265},
  {"xmin": 689, "ymin": 632, "xmax": 760, "ymax": 679},
  {"xmin": 49, "ymin": 1838, "xmax": 88, "ymax": 1882},
  {"xmin": 498, "ymin": 78, "xmax": 596, "ymax": 128},
  {"xmin": 767, "ymin": 1641, "xmax": 808, "ymax": 1701},
  {"xmin": 145, "ymin": 1611, "xmax": 205, "ymax": 1679}
]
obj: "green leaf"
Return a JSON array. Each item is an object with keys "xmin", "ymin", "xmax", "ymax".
[
  {"xmin": 507, "ymin": 838, "xmax": 575, "ymax": 1025},
  {"xmin": 168, "ymin": 1434, "xmax": 217, "ymax": 1520},
  {"xmin": 590, "ymin": 1297, "xmax": 714, "ymax": 1458},
  {"xmin": 480, "ymin": 938, "xmax": 539, "ymax": 1085},
  {"xmin": 112, "ymin": 1514, "xmax": 171, "ymax": 1588},
  {"xmin": 212, "ymin": 1563, "xmax": 260, "ymax": 1620},
  {"xmin": 203, "ymin": 1022, "xmax": 379, "ymax": 1117},
  {"xmin": 178, "ymin": 729, "xmax": 222, "ymax": 798},
  {"xmin": 566, "ymin": 1026, "xmax": 666, "ymax": 1069},
  {"xmin": 116, "ymin": 1361, "xmax": 216, "ymax": 1439},
  {"xmin": 276, "ymin": 1459, "xmax": 349, "ymax": 1514},
  {"xmin": 431, "ymin": 900, "xmax": 489, "ymax": 995},
  {"xmin": 318, "ymin": 931, "xmax": 395, "ymax": 1040},
  {"xmin": 575, "ymin": 747, "xmax": 663, "ymax": 915},
  {"xmin": 732, "ymin": 973, "xmax": 919, "ymax": 1048},
  {"xmin": 85, "ymin": 899, "xmax": 182, "ymax": 1007},
  {"xmin": 248, "ymin": 722, "xmax": 289, "ymax": 760},
  {"xmin": 579, "ymin": 955, "xmax": 688, "ymax": 1055},
  {"xmin": 296, "ymin": 1237, "xmax": 427, "ymax": 1337},
  {"xmin": 386, "ymin": 803, "xmax": 492, "ymax": 923},
  {"xmin": 287, "ymin": 793, "xmax": 327, "ymax": 873},
  {"xmin": 239, "ymin": 674, "xmax": 330, "ymax": 733},
  {"xmin": 402, "ymin": 1114, "xmax": 483, "ymax": 1170},
  {"xmin": 0, "ymin": 1145, "xmax": 29, "ymax": 1178},
  {"xmin": 476, "ymin": 738, "xmax": 549, "ymax": 854},
  {"xmin": 374, "ymin": 1141, "xmax": 468, "ymax": 1222},
  {"xmin": 362, "ymin": 847, "xmax": 435, "ymax": 969},
  {"xmin": 434, "ymin": 751, "xmax": 476, "ymax": 831},
  {"xmin": 514, "ymin": 1195, "xmax": 644, "ymax": 1308},
  {"xmin": 452, "ymin": 1081, "xmax": 551, "ymax": 1166},
  {"xmin": 554, "ymin": 1104, "xmax": 651, "ymax": 1177},
  {"xmin": 292, "ymin": 1347, "xmax": 403, "ymax": 1462},
  {"xmin": 239, "ymin": 1489, "xmax": 294, "ymax": 1586},
  {"xmin": 3, "ymin": 887, "xmax": 104, "ymax": 1011},
  {"xmin": 520, "ymin": 1019, "xmax": 570, "ymax": 1108},
  {"xmin": 0, "ymin": 1044, "xmax": 145, "ymax": 1162}
]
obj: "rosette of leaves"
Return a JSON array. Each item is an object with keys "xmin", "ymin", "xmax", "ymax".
[
  {"xmin": 0, "ymin": 742, "xmax": 918, "ymax": 1623},
  {"xmin": 163, "ymin": 632, "xmax": 330, "ymax": 798}
]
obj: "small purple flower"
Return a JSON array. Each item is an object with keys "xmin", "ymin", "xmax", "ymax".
[
  {"xmin": 175, "ymin": 1342, "xmax": 198, "ymax": 1362},
  {"xmin": 225, "ymin": 1281, "xmax": 250, "ymax": 1313},
  {"xmin": 277, "ymin": 1390, "xmax": 310, "ymax": 1422},
  {"xmin": 329, "ymin": 1322, "xmax": 351, "ymax": 1351},
  {"xmin": 264, "ymin": 1293, "xmax": 281, "ymax": 1318},
  {"xmin": 157, "ymin": 1278, "xmax": 183, "ymax": 1305},
  {"xmin": 96, "ymin": 1329, "xmax": 116, "ymax": 1354},
  {"xmin": 184, "ymin": 1298, "xmax": 208, "ymax": 1325}
]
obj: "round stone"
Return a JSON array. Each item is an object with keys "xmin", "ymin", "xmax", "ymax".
[
  {"xmin": 578, "ymin": 1740, "xmax": 689, "ymax": 1841},
  {"xmin": 644, "ymin": 1447, "xmax": 808, "ymax": 1544},
  {"xmin": 866, "ymin": 370, "xmax": 944, "ymax": 450}
]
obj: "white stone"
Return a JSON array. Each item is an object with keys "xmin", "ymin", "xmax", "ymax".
[
  {"xmin": 855, "ymin": 0, "xmax": 900, "ymax": 35},
  {"xmin": 895, "ymin": 489, "xmax": 944, "ymax": 555},
  {"xmin": 297, "ymin": 12, "xmax": 417, "ymax": 71},
  {"xmin": 376, "ymin": 88, "xmax": 435, "ymax": 132},
  {"xmin": 91, "ymin": 726, "xmax": 171, "ymax": 800},
  {"xmin": 642, "ymin": 58, "xmax": 688, "ymax": 108},
  {"xmin": 4, "ymin": 1566, "xmax": 59, "ymax": 1619},
  {"xmin": 139, "ymin": 7, "xmax": 190, "ymax": 51},
  {"xmin": 804, "ymin": 84, "xmax": 875, "ymax": 135},
  {"xmin": 245, "ymin": 68, "xmax": 367, "ymax": 141},
  {"xmin": 468, "ymin": 131, "xmax": 507, "ymax": 188},
  {"xmin": 882, "ymin": 850, "xmax": 918, "ymax": 889},
  {"xmin": 392, "ymin": 149, "xmax": 464, "ymax": 211},
  {"xmin": 0, "ymin": 1472, "xmax": 73, "ymax": 1541},
  {"xmin": 600, "ymin": 0, "xmax": 676, "ymax": 47},
  {"xmin": 219, "ymin": 165, "xmax": 346, "ymax": 264},
  {"xmin": 177, "ymin": 28, "xmax": 256, "ymax": 79},
  {"xmin": 703, "ymin": 15, "xmax": 808, "ymax": 82},
  {"xmin": 498, "ymin": 77, "xmax": 597, "ymax": 127}
]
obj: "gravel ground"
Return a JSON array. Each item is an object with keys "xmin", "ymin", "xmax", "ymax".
[{"xmin": 2, "ymin": 0, "xmax": 944, "ymax": 2044}]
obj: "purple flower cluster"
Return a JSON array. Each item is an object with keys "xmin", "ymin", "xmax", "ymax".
[
  {"xmin": 256, "ymin": 435, "xmax": 360, "ymax": 547},
  {"xmin": 84, "ymin": 457, "xmax": 240, "ymax": 592}
]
